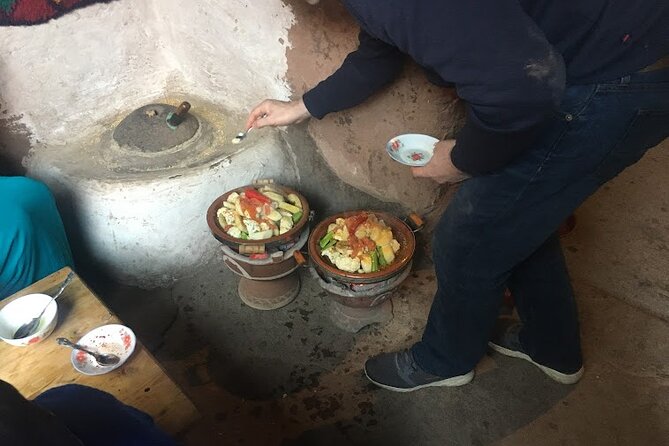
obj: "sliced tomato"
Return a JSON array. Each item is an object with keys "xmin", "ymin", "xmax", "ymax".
[
  {"xmin": 244, "ymin": 188, "xmax": 271, "ymax": 204},
  {"xmin": 348, "ymin": 234, "xmax": 363, "ymax": 258},
  {"xmin": 345, "ymin": 213, "xmax": 368, "ymax": 233},
  {"xmin": 239, "ymin": 197, "xmax": 258, "ymax": 219},
  {"xmin": 361, "ymin": 237, "xmax": 376, "ymax": 252}
]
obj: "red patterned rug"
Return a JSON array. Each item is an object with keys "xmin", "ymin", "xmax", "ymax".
[{"xmin": 0, "ymin": 0, "xmax": 113, "ymax": 26}]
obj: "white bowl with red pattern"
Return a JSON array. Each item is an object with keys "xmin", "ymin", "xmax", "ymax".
[
  {"xmin": 0, "ymin": 293, "xmax": 58, "ymax": 347},
  {"xmin": 70, "ymin": 324, "xmax": 136, "ymax": 375},
  {"xmin": 386, "ymin": 133, "xmax": 439, "ymax": 167}
]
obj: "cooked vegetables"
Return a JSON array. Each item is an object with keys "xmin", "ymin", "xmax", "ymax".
[
  {"xmin": 262, "ymin": 191, "xmax": 285, "ymax": 203},
  {"xmin": 370, "ymin": 250, "xmax": 379, "ymax": 272},
  {"xmin": 376, "ymin": 246, "xmax": 387, "ymax": 267},
  {"xmin": 278, "ymin": 201, "xmax": 301, "ymax": 214},
  {"xmin": 319, "ymin": 212, "xmax": 401, "ymax": 273},
  {"xmin": 217, "ymin": 187, "xmax": 303, "ymax": 240},
  {"xmin": 319, "ymin": 231, "xmax": 334, "ymax": 249},
  {"xmin": 287, "ymin": 193, "xmax": 302, "ymax": 209}
]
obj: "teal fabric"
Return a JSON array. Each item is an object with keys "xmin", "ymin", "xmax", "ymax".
[{"xmin": 0, "ymin": 177, "xmax": 73, "ymax": 300}]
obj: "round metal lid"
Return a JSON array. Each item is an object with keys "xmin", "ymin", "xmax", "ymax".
[{"xmin": 112, "ymin": 103, "xmax": 199, "ymax": 152}]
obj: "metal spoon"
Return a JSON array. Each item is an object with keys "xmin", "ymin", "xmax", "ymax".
[
  {"xmin": 57, "ymin": 337, "xmax": 121, "ymax": 366},
  {"xmin": 13, "ymin": 271, "xmax": 75, "ymax": 339},
  {"xmin": 231, "ymin": 113, "xmax": 267, "ymax": 144},
  {"xmin": 231, "ymin": 126, "xmax": 254, "ymax": 144}
]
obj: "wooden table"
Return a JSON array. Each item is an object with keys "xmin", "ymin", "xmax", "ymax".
[{"xmin": 0, "ymin": 267, "xmax": 199, "ymax": 436}]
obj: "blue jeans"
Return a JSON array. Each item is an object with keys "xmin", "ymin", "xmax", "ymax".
[{"xmin": 413, "ymin": 67, "xmax": 669, "ymax": 376}]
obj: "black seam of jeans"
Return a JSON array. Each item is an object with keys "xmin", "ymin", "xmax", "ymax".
[{"xmin": 568, "ymin": 84, "xmax": 600, "ymax": 118}]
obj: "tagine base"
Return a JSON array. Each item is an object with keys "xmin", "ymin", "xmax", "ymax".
[
  {"xmin": 329, "ymin": 299, "xmax": 393, "ymax": 333},
  {"xmin": 237, "ymin": 273, "xmax": 300, "ymax": 311}
]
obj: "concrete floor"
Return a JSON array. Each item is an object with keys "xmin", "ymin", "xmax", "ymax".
[
  {"xmin": 94, "ymin": 139, "xmax": 669, "ymax": 446},
  {"xmin": 563, "ymin": 139, "xmax": 669, "ymax": 321}
]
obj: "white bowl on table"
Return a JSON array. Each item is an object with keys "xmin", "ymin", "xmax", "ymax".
[{"xmin": 0, "ymin": 293, "xmax": 58, "ymax": 346}]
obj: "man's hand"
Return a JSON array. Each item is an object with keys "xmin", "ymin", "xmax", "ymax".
[
  {"xmin": 245, "ymin": 99, "xmax": 311, "ymax": 130},
  {"xmin": 411, "ymin": 139, "xmax": 470, "ymax": 184}
]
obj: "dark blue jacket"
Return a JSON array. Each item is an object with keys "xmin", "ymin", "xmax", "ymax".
[
  {"xmin": 303, "ymin": 0, "xmax": 669, "ymax": 174},
  {"xmin": 34, "ymin": 385, "xmax": 177, "ymax": 446}
]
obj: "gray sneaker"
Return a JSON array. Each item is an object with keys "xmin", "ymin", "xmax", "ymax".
[
  {"xmin": 488, "ymin": 318, "xmax": 584, "ymax": 385},
  {"xmin": 364, "ymin": 349, "xmax": 474, "ymax": 392}
]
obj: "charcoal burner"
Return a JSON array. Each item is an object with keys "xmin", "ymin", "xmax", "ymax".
[
  {"xmin": 310, "ymin": 262, "xmax": 412, "ymax": 332},
  {"xmin": 220, "ymin": 229, "xmax": 308, "ymax": 310}
]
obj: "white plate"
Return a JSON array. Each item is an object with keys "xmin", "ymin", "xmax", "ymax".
[
  {"xmin": 71, "ymin": 324, "xmax": 136, "ymax": 376},
  {"xmin": 386, "ymin": 133, "xmax": 439, "ymax": 167}
]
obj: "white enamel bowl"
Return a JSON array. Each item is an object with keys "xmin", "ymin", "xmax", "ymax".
[{"xmin": 0, "ymin": 293, "xmax": 58, "ymax": 346}]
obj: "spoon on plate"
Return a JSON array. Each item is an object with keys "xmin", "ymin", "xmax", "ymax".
[
  {"xmin": 12, "ymin": 271, "xmax": 75, "ymax": 339},
  {"xmin": 56, "ymin": 337, "xmax": 121, "ymax": 366}
]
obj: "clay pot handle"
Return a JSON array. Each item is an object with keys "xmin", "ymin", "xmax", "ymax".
[
  {"xmin": 293, "ymin": 250, "xmax": 307, "ymax": 266},
  {"xmin": 407, "ymin": 213, "xmax": 425, "ymax": 232}
]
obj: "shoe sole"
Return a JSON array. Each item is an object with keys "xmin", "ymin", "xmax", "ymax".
[
  {"xmin": 364, "ymin": 369, "xmax": 475, "ymax": 393},
  {"xmin": 488, "ymin": 342, "xmax": 584, "ymax": 385}
]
